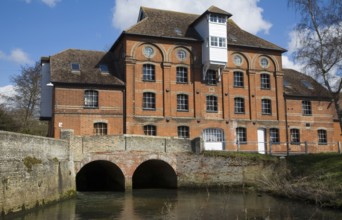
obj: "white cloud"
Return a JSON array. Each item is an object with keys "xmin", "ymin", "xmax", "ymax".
[
  {"xmin": 0, "ymin": 85, "xmax": 16, "ymax": 105},
  {"xmin": 41, "ymin": 0, "xmax": 61, "ymax": 8},
  {"xmin": 23, "ymin": 0, "xmax": 61, "ymax": 7},
  {"xmin": 0, "ymin": 48, "xmax": 33, "ymax": 65},
  {"xmin": 112, "ymin": 0, "xmax": 272, "ymax": 35},
  {"xmin": 9, "ymin": 49, "xmax": 33, "ymax": 64},
  {"xmin": 282, "ymin": 55, "xmax": 303, "ymax": 72}
]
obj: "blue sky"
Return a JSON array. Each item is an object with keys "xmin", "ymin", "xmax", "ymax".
[{"xmin": 0, "ymin": 0, "xmax": 299, "ymax": 89}]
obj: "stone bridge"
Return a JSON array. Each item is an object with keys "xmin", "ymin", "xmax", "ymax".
[
  {"xmin": 0, "ymin": 130, "xmax": 278, "ymax": 215},
  {"xmin": 62, "ymin": 129, "xmax": 201, "ymax": 191}
]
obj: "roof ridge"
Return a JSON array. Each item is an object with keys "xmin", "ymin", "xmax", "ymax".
[{"xmin": 141, "ymin": 6, "xmax": 200, "ymax": 17}]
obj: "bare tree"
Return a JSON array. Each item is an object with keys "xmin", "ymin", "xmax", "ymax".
[
  {"xmin": 10, "ymin": 62, "xmax": 41, "ymax": 132},
  {"xmin": 289, "ymin": 0, "xmax": 342, "ymax": 133}
]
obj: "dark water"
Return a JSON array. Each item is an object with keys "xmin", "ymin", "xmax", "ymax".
[{"xmin": 4, "ymin": 189, "xmax": 342, "ymax": 219}]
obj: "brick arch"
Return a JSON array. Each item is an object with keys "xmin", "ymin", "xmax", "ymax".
[
  {"xmin": 167, "ymin": 46, "xmax": 194, "ymax": 64},
  {"xmin": 231, "ymin": 52, "xmax": 251, "ymax": 70},
  {"xmin": 130, "ymin": 42, "xmax": 166, "ymax": 62},
  {"xmin": 76, "ymin": 152, "xmax": 178, "ymax": 178},
  {"xmin": 133, "ymin": 154, "xmax": 177, "ymax": 173},
  {"xmin": 251, "ymin": 54, "xmax": 280, "ymax": 72},
  {"xmin": 132, "ymin": 157, "xmax": 177, "ymax": 189}
]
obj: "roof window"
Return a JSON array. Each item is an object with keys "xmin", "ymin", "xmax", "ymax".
[
  {"xmin": 100, "ymin": 64, "xmax": 109, "ymax": 74},
  {"xmin": 71, "ymin": 63, "xmax": 80, "ymax": 72},
  {"xmin": 301, "ymin": 80, "xmax": 314, "ymax": 90},
  {"xmin": 284, "ymin": 80, "xmax": 292, "ymax": 88}
]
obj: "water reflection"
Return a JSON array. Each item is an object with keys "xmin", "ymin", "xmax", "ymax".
[{"xmin": 3, "ymin": 189, "xmax": 342, "ymax": 220}]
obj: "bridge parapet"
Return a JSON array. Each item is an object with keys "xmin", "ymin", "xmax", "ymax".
[{"xmin": 61, "ymin": 129, "xmax": 201, "ymax": 162}]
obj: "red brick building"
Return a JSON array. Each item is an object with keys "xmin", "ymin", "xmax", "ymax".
[{"xmin": 40, "ymin": 6, "xmax": 339, "ymax": 153}]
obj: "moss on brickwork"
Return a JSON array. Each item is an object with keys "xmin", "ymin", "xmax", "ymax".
[{"xmin": 22, "ymin": 156, "xmax": 42, "ymax": 172}]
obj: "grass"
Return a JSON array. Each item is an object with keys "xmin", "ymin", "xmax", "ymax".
[{"xmin": 260, "ymin": 153, "xmax": 342, "ymax": 209}]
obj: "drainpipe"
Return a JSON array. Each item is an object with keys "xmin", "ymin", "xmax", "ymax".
[{"xmin": 284, "ymin": 95, "xmax": 289, "ymax": 156}]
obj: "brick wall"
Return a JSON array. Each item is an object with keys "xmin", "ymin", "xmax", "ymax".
[
  {"xmin": 122, "ymin": 36, "xmax": 286, "ymax": 152},
  {"xmin": 53, "ymin": 86, "xmax": 124, "ymax": 138}
]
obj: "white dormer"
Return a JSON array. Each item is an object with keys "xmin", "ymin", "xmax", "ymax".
[{"xmin": 192, "ymin": 6, "xmax": 232, "ymax": 81}]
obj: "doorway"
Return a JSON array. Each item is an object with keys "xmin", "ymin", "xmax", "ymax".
[{"xmin": 257, "ymin": 128, "xmax": 266, "ymax": 154}]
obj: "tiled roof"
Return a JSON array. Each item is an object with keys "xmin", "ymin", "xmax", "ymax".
[
  {"xmin": 283, "ymin": 68, "xmax": 331, "ymax": 99},
  {"xmin": 49, "ymin": 49, "xmax": 124, "ymax": 86},
  {"xmin": 126, "ymin": 7, "xmax": 200, "ymax": 40},
  {"xmin": 227, "ymin": 20, "xmax": 286, "ymax": 52},
  {"xmin": 125, "ymin": 6, "xmax": 285, "ymax": 52}
]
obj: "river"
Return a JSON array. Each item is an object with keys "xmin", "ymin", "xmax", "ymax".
[{"xmin": 4, "ymin": 189, "xmax": 342, "ymax": 219}]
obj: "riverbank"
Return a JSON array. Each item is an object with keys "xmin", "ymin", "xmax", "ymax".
[
  {"xmin": 258, "ymin": 153, "xmax": 342, "ymax": 209},
  {"xmin": 202, "ymin": 151, "xmax": 342, "ymax": 209}
]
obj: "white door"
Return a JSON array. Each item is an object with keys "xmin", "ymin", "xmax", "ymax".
[{"xmin": 257, "ymin": 128, "xmax": 266, "ymax": 154}]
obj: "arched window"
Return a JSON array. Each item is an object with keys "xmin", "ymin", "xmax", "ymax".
[
  {"xmin": 144, "ymin": 125, "xmax": 156, "ymax": 136},
  {"xmin": 178, "ymin": 126, "xmax": 189, "ymax": 138},
  {"xmin": 84, "ymin": 90, "xmax": 98, "ymax": 108},
  {"xmin": 233, "ymin": 71, "xmax": 244, "ymax": 87},
  {"xmin": 176, "ymin": 67, "xmax": 188, "ymax": 83},
  {"xmin": 206, "ymin": 70, "xmax": 217, "ymax": 85},
  {"xmin": 260, "ymin": 73, "xmax": 270, "ymax": 89},
  {"xmin": 302, "ymin": 100, "xmax": 312, "ymax": 115},
  {"xmin": 318, "ymin": 129, "xmax": 327, "ymax": 145},
  {"xmin": 290, "ymin": 129, "xmax": 300, "ymax": 144},
  {"xmin": 143, "ymin": 64, "xmax": 155, "ymax": 81},
  {"xmin": 261, "ymin": 99, "xmax": 272, "ymax": 115},
  {"xmin": 143, "ymin": 92, "xmax": 156, "ymax": 110},
  {"xmin": 202, "ymin": 128, "xmax": 224, "ymax": 142},
  {"xmin": 236, "ymin": 127, "xmax": 247, "ymax": 144},
  {"xmin": 177, "ymin": 94, "xmax": 188, "ymax": 111},
  {"xmin": 94, "ymin": 122, "xmax": 107, "ymax": 135},
  {"xmin": 206, "ymin": 95, "xmax": 218, "ymax": 112},
  {"xmin": 270, "ymin": 128, "xmax": 279, "ymax": 143},
  {"xmin": 234, "ymin": 97, "xmax": 245, "ymax": 114}
]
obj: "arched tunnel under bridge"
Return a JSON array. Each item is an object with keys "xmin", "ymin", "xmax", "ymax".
[
  {"xmin": 133, "ymin": 159, "xmax": 177, "ymax": 189},
  {"xmin": 76, "ymin": 160, "xmax": 125, "ymax": 192}
]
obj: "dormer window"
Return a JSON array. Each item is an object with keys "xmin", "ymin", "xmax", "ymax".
[
  {"xmin": 100, "ymin": 64, "xmax": 109, "ymax": 74},
  {"xmin": 71, "ymin": 63, "xmax": 80, "ymax": 72},
  {"xmin": 209, "ymin": 14, "xmax": 226, "ymax": 23}
]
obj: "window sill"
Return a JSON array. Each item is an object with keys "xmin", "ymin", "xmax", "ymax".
[
  {"xmin": 233, "ymin": 86, "xmax": 244, "ymax": 88},
  {"xmin": 318, "ymin": 143, "xmax": 327, "ymax": 145},
  {"xmin": 261, "ymin": 88, "xmax": 271, "ymax": 90},
  {"xmin": 142, "ymin": 80, "xmax": 156, "ymax": 82},
  {"xmin": 143, "ymin": 108, "xmax": 156, "ymax": 111},
  {"xmin": 262, "ymin": 113, "xmax": 272, "ymax": 115},
  {"xmin": 303, "ymin": 114, "xmax": 312, "ymax": 116},
  {"xmin": 84, "ymin": 106, "xmax": 98, "ymax": 109},
  {"xmin": 206, "ymin": 111, "xmax": 218, "ymax": 113},
  {"xmin": 234, "ymin": 112, "xmax": 245, "ymax": 114},
  {"xmin": 177, "ymin": 109, "xmax": 189, "ymax": 112}
]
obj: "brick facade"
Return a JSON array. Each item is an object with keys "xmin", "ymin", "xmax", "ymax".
[{"xmin": 41, "ymin": 6, "xmax": 340, "ymax": 153}]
